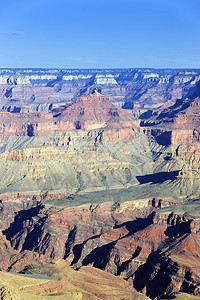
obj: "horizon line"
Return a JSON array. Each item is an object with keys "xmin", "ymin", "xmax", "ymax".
[{"xmin": 1, "ymin": 67, "xmax": 200, "ymax": 71}]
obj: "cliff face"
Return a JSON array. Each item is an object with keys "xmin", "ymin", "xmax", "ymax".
[
  {"xmin": 118, "ymin": 69, "xmax": 200, "ymax": 109},
  {"xmin": 0, "ymin": 91, "xmax": 139, "ymax": 138},
  {"xmin": 1, "ymin": 68, "xmax": 200, "ymax": 113},
  {"xmin": 0, "ymin": 198, "xmax": 200, "ymax": 299},
  {"xmin": 141, "ymin": 82, "xmax": 200, "ymax": 145}
]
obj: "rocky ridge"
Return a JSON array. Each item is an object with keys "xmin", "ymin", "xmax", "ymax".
[
  {"xmin": 1, "ymin": 68, "xmax": 200, "ymax": 113},
  {"xmin": 0, "ymin": 197, "xmax": 200, "ymax": 299},
  {"xmin": 0, "ymin": 259, "xmax": 148, "ymax": 299},
  {"xmin": 140, "ymin": 81, "xmax": 200, "ymax": 145}
]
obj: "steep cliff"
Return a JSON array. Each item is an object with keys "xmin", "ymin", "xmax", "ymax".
[
  {"xmin": 140, "ymin": 81, "xmax": 200, "ymax": 145},
  {"xmin": 0, "ymin": 197, "xmax": 200, "ymax": 299}
]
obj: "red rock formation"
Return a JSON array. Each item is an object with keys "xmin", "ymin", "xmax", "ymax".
[
  {"xmin": 1, "ymin": 199, "xmax": 200, "ymax": 298},
  {"xmin": 141, "ymin": 83, "xmax": 200, "ymax": 145},
  {"xmin": 56, "ymin": 90, "xmax": 138, "ymax": 130},
  {"xmin": 0, "ymin": 91, "xmax": 138, "ymax": 138}
]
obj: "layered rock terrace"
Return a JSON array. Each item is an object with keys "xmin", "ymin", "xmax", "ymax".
[{"xmin": 0, "ymin": 91, "xmax": 138, "ymax": 138}]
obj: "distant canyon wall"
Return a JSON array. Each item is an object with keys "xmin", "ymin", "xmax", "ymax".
[{"xmin": 0, "ymin": 68, "xmax": 200, "ymax": 113}]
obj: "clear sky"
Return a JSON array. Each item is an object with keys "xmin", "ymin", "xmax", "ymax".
[{"xmin": 0, "ymin": 0, "xmax": 200, "ymax": 69}]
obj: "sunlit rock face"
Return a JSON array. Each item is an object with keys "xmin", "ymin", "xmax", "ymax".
[
  {"xmin": 140, "ymin": 81, "xmax": 200, "ymax": 145},
  {"xmin": 0, "ymin": 90, "xmax": 139, "ymax": 138}
]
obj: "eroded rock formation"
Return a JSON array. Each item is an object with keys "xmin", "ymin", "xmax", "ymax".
[
  {"xmin": 0, "ymin": 88, "xmax": 200, "ymax": 299},
  {"xmin": 0, "ymin": 198, "xmax": 200, "ymax": 299},
  {"xmin": 0, "ymin": 90, "xmax": 138, "ymax": 138}
]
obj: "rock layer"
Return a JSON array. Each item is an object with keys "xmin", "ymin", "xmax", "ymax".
[
  {"xmin": 0, "ymin": 259, "xmax": 148, "ymax": 299},
  {"xmin": 0, "ymin": 198, "xmax": 200, "ymax": 299},
  {"xmin": 141, "ymin": 82, "xmax": 200, "ymax": 145},
  {"xmin": 0, "ymin": 91, "xmax": 138, "ymax": 138}
]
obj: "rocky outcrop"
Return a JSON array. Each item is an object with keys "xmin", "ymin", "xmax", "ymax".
[
  {"xmin": 142, "ymin": 127, "xmax": 200, "ymax": 145},
  {"xmin": 0, "ymin": 91, "xmax": 139, "ymax": 138},
  {"xmin": 55, "ymin": 90, "xmax": 138, "ymax": 130},
  {"xmin": 0, "ymin": 198, "xmax": 200, "ymax": 299},
  {"xmin": 120, "ymin": 69, "xmax": 200, "ymax": 109},
  {"xmin": 141, "ymin": 82, "xmax": 200, "ymax": 145},
  {"xmin": 0, "ymin": 259, "xmax": 148, "ymax": 299}
]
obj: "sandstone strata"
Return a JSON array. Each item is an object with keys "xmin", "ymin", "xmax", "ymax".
[
  {"xmin": 0, "ymin": 90, "xmax": 138, "ymax": 138},
  {"xmin": 141, "ymin": 82, "xmax": 200, "ymax": 145}
]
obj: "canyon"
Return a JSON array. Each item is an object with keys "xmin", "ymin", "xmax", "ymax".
[
  {"xmin": 1, "ymin": 68, "xmax": 200, "ymax": 113},
  {"xmin": 0, "ymin": 69, "xmax": 200, "ymax": 299}
]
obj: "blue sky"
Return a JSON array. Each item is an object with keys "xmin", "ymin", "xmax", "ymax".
[{"xmin": 0, "ymin": 0, "xmax": 200, "ymax": 69}]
